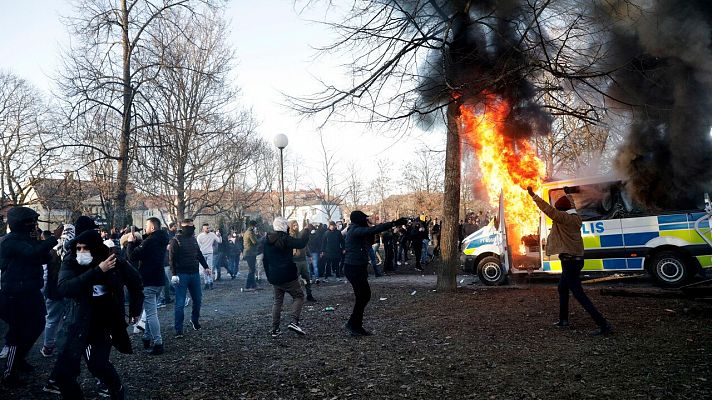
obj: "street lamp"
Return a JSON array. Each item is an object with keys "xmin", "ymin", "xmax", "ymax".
[{"xmin": 273, "ymin": 133, "xmax": 289, "ymax": 217}]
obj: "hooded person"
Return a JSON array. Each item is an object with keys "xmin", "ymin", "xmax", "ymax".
[
  {"xmin": 527, "ymin": 186, "xmax": 612, "ymax": 336},
  {"xmin": 0, "ymin": 206, "xmax": 59, "ymax": 387},
  {"xmin": 262, "ymin": 216, "xmax": 311, "ymax": 337},
  {"xmin": 167, "ymin": 218, "xmax": 210, "ymax": 338},
  {"xmin": 342, "ymin": 211, "xmax": 408, "ymax": 337},
  {"xmin": 52, "ymin": 229, "xmax": 143, "ymax": 399}
]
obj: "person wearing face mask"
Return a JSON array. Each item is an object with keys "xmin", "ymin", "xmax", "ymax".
[
  {"xmin": 168, "ymin": 219, "xmax": 210, "ymax": 338},
  {"xmin": 52, "ymin": 229, "xmax": 143, "ymax": 399},
  {"xmin": 0, "ymin": 206, "xmax": 59, "ymax": 388}
]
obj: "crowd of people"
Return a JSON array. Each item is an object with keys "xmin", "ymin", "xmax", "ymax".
[
  {"xmin": 0, "ymin": 206, "xmax": 445, "ymax": 398},
  {"xmin": 0, "ymin": 192, "xmax": 614, "ymax": 399}
]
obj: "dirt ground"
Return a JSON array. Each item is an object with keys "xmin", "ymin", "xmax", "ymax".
[{"xmin": 2, "ymin": 260, "xmax": 711, "ymax": 400}]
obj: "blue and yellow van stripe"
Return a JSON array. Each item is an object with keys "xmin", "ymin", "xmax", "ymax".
[
  {"xmin": 543, "ymin": 257, "xmax": 645, "ymax": 272},
  {"xmin": 542, "ymin": 212, "xmax": 712, "ymax": 272}
]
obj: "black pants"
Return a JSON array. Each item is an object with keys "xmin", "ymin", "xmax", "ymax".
[
  {"xmin": 324, "ymin": 256, "xmax": 340, "ymax": 277},
  {"xmin": 412, "ymin": 245, "xmax": 423, "ymax": 269},
  {"xmin": 55, "ymin": 327, "xmax": 122, "ymax": 400},
  {"xmin": 0, "ymin": 290, "xmax": 46, "ymax": 378},
  {"xmin": 245, "ymin": 255, "xmax": 257, "ymax": 289},
  {"xmin": 559, "ymin": 257, "xmax": 607, "ymax": 326},
  {"xmin": 384, "ymin": 245, "xmax": 395, "ymax": 272},
  {"xmin": 344, "ymin": 264, "xmax": 371, "ymax": 329}
]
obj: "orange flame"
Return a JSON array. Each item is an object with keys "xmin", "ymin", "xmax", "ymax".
[{"xmin": 459, "ymin": 95, "xmax": 545, "ymax": 255}]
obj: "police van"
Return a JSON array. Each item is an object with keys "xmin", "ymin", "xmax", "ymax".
[{"xmin": 462, "ymin": 176, "xmax": 712, "ymax": 287}]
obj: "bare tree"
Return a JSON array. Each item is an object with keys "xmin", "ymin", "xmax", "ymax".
[
  {"xmin": 56, "ymin": 0, "xmax": 219, "ymax": 227},
  {"xmin": 310, "ymin": 133, "xmax": 345, "ymax": 221},
  {"xmin": 0, "ymin": 72, "xmax": 57, "ymax": 206},
  {"xmin": 344, "ymin": 162, "xmax": 364, "ymax": 209},
  {"xmin": 369, "ymin": 158, "xmax": 393, "ymax": 222},
  {"xmin": 133, "ymin": 7, "xmax": 261, "ymax": 223},
  {"xmin": 400, "ymin": 149, "xmax": 444, "ymax": 194}
]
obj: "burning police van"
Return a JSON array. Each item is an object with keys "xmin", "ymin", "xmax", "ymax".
[{"xmin": 462, "ymin": 176, "xmax": 712, "ymax": 287}]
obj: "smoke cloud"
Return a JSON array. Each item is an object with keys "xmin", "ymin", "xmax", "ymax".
[
  {"xmin": 413, "ymin": 0, "xmax": 552, "ymax": 138},
  {"xmin": 597, "ymin": 0, "xmax": 712, "ymax": 209}
]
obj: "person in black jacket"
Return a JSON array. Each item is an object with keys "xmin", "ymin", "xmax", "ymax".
[
  {"xmin": 126, "ymin": 217, "xmax": 170, "ymax": 355},
  {"xmin": 263, "ymin": 217, "xmax": 311, "ymax": 337},
  {"xmin": 320, "ymin": 221, "xmax": 344, "ymax": 280},
  {"xmin": 53, "ymin": 229, "xmax": 143, "ymax": 400},
  {"xmin": 0, "ymin": 206, "xmax": 58, "ymax": 387},
  {"xmin": 381, "ymin": 228, "xmax": 396, "ymax": 273},
  {"xmin": 306, "ymin": 223, "xmax": 324, "ymax": 280},
  {"xmin": 344, "ymin": 211, "xmax": 408, "ymax": 337},
  {"xmin": 168, "ymin": 219, "xmax": 210, "ymax": 337}
]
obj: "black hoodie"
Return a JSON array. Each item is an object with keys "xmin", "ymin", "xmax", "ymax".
[
  {"xmin": 0, "ymin": 207, "xmax": 57, "ymax": 293},
  {"xmin": 263, "ymin": 229, "xmax": 310, "ymax": 285}
]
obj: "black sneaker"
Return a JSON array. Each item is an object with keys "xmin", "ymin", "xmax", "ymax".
[
  {"xmin": 42, "ymin": 380, "xmax": 61, "ymax": 394},
  {"xmin": 553, "ymin": 320, "xmax": 570, "ymax": 328},
  {"xmin": 191, "ymin": 320, "xmax": 201, "ymax": 331},
  {"xmin": 174, "ymin": 332, "xmax": 184, "ymax": 339},
  {"xmin": 148, "ymin": 344, "xmax": 164, "ymax": 355},
  {"xmin": 142, "ymin": 338, "xmax": 151, "ymax": 350},
  {"xmin": 271, "ymin": 329, "xmax": 282, "ymax": 338},
  {"xmin": 354, "ymin": 327, "xmax": 373, "ymax": 336},
  {"xmin": 591, "ymin": 323, "xmax": 613, "ymax": 336},
  {"xmin": 287, "ymin": 322, "xmax": 306, "ymax": 335},
  {"xmin": 306, "ymin": 295, "xmax": 317, "ymax": 302}
]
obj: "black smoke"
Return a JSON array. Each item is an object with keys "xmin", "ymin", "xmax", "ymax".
[
  {"xmin": 597, "ymin": 0, "xmax": 712, "ymax": 209},
  {"xmin": 413, "ymin": 0, "xmax": 552, "ymax": 138}
]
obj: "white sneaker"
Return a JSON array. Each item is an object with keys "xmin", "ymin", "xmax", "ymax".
[
  {"xmin": 0, "ymin": 345, "xmax": 8, "ymax": 359},
  {"xmin": 184, "ymin": 297, "xmax": 191, "ymax": 307},
  {"xmin": 287, "ymin": 322, "xmax": 306, "ymax": 336}
]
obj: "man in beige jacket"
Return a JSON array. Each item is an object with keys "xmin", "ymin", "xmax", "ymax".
[{"xmin": 528, "ymin": 186, "xmax": 612, "ymax": 336}]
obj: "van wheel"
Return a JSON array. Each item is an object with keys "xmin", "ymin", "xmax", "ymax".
[
  {"xmin": 477, "ymin": 256, "xmax": 507, "ymax": 286},
  {"xmin": 649, "ymin": 251, "xmax": 691, "ymax": 288}
]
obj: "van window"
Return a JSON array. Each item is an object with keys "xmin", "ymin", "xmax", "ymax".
[{"xmin": 548, "ymin": 181, "xmax": 651, "ymax": 221}]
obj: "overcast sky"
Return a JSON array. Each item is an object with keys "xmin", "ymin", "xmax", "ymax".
[{"xmin": 0, "ymin": 1, "xmax": 444, "ymax": 194}]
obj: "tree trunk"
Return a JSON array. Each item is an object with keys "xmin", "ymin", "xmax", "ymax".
[
  {"xmin": 114, "ymin": 0, "xmax": 131, "ymax": 229},
  {"xmin": 437, "ymin": 101, "xmax": 461, "ymax": 292}
]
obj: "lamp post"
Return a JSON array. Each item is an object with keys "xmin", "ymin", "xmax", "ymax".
[{"xmin": 273, "ymin": 133, "xmax": 289, "ymax": 217}]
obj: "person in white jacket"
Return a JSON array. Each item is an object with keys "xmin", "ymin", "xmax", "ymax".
[{"xmin": 196, "ymin": 224, "xmax": 222, "ymax": 290}]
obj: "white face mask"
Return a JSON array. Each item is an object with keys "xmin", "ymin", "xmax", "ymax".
[{"xmin": 77, "ymin": 252, "xmax": 93, "ymax": 266}]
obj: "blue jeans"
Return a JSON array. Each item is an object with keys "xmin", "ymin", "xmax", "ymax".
[
  {"xmin": 174, "ymin": 273, "xmax": 203, "ymax": 334},
  {"xmin": 143, "ymin": 286, "xmax": 163, "ymax": 345},
  {"xmin": 309, "ymin": 252, "xmax": 320, "ymax": 277},
  {"xmin": 162, "ymin": 266, "xmax": 174, "ymax": 302},
  {"xmin": 43, "ymin": 298, "xmax": 67, "ymax": 348},
  {"xmin": 368, "ymin": 247, "xmax": 382, "ymax": 276},
  {"xmin": 420, "ymin": 239, "xmax": 431, "ymax": 264}
]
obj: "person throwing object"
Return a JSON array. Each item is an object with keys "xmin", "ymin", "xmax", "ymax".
[{"xmin": 527, "ymin": 186, "xmax": 612, "ymax": 336}]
